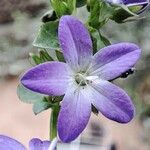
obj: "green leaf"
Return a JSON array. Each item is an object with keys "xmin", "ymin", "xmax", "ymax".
[
  {"xmin": 67, "ymin": 0, "xmax": 76, "ymax": 14},
  {"xmin": 17, "ymin": 85, "xmax": 62, "ymax": 115},
  {"xmin": 17, "ymin": 84, "xmax": 44, "ymax": 104},
  {"xmin": 98, "ymin": 1, "xmax": 114, "ymax": 27},
  {"xmin": 56, "ymin": 50, "xmax": 65, "ymax": 62},
  {"xmin": 76, "ymin": 0, "xmax": 87, "ymax": 7},
  {"xmin": 88, "ymin": 0, "xmax": 100, "ymax": 29},
  {"xmin": 88, "ymin": 0, "xmax": 113, "ymax": 29},
  {"xmin": 33, "ymin": 21, "xmax": 59, "ymax": 49},
  {"xmin": 33, "ymin": 101, "xmax": 52, "ymax": 115}
]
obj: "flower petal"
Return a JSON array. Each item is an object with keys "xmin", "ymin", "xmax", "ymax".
[
  {"xmin": 0, "ymin": 135, "xmax": 26, "ymax": 150},
  {"xmin": 21, "ymin": 61, "xmax": 72, "ymax": 96},
  {"xmin": 88, "ymin": 79, "xmax": 135, "ymax": 123},
  {"xmin": 58, "ymin": 15, "xmax": 92, "ymax": 71},
  {"xmin": 29, "ymin": 138, "xmax": 50, "ymax": 150},
  {"xmin": 58, "ymin": 85, "xmax": 91, "ymax": 142},
  {"xmin": 107, "ymin": 0, "xmax": 148, "ymax": 5},
  {"xmin": 122, "ymin": 0, "xmax": 148, "ymax": 5},
  {"xmin": 89, "ymin": 42, "xmax": 141, "ymax": 80}
]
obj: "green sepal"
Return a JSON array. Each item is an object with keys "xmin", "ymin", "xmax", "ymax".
[
  {"xmin": 29, "ymin": 49, "xmax": 54, "ymax": 65},
  {"xmin": 33, "ymin": 21, "xmax": 59, "ymax": 49},
  {"xmin": 128, "ymin": 5, "xmax": 143, "ymax": 14},
  {"xmin": 29, "ymin": 53, "xmax": 42, "ymax": 65},
  {"xmin": 111, "ymin": 4, "xmax": 139, "ymax": 23},
  {"xmin": 56, "ymin": 50, "xmax": 65, "ymax": 62},
  {"xmin": 98, "ymin": 31, "xmax": 111, "ymax": 46},
  {"xmin": 88, "ymin": 0, "xmax": 100, "ymax": 29},
  {"xmin": 39, "ymin": 49, "xmax": 54, "ymax": 62},
  {"xmin": 123, "ymin": 15, "xmax": 144, "ymax": 22}
]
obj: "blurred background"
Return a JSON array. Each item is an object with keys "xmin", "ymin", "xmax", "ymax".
[{"xmin": 0, "ymin": 0, "xmax": 150, "ymax": 149}]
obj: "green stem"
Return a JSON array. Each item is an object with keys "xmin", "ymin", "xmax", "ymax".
[{"xmin": 50, "ymin": 105, "xmax": 60, "ymax": 140}]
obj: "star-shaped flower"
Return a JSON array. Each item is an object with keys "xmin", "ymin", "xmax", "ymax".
[{"xmin": 21, "ymin": 15, "xmax": 141, "ymax": 142}]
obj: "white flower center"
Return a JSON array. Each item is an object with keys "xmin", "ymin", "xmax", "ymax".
[
  {"xmin": 75, "ymin": 73, "xmax": 99, "ymax": 86},
  {"xmin": 75, "ymin": 73, "xmax": 87, "ymax": 86}
]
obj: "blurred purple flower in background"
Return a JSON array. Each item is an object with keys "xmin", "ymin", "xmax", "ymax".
[
  {"xmin": 21, "ymin": 16, "xmax": 141, "ymax": 142},
  {"xmin": 107, "ymin": 0, "xmax": 149, "ymax": 13},
  {"xmin": 0, "ymin": 135, "xmax": 53, "ymax": 150},
  {"xmin": 0, "ymin": 135, "xmax": 26, "ymax": 150}
]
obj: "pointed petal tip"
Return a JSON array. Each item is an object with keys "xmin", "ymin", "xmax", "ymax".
[
  {"xmin": 121, "ymin": 42, "xmax": 142, "ymax": 60},
  {"xmin": 115, "ymin": 42, "xmax": 141, "ymax": 52}
]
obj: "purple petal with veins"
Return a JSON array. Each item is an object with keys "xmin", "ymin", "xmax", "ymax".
[
  {"xmin": 58, "ymin": 85, "xmax": 91, "ymax": 142},
  {"xmin": 58, "ymin": 15, "xmax": 92, "ymax": 71},
  {"xmin": 21, "ymin": 61, "xmax": 72, "ymax": 96},
  {"xmin": 88, "ymin": 42, "xmax": 141, "ymax": 81},
  {"xmin": 88, "ymin": 79, "xmax": 135, "ymax": 123}
]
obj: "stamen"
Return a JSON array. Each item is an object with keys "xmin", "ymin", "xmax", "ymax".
[{"xmin": 75, "ymin": 73, "xmax": 87, "ymax": 86}]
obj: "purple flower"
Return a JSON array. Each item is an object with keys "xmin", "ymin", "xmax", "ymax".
[
  {"xmin": 21, "ymin": 16, "xmax": 141, "ymax": 142},
  {"xmin": 0, "ymin": 135, "xmax": 52, "ymax": 150},
  {"xmin": 107, "ymin": 0, "xmax": 149, "ymax": 13}
]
